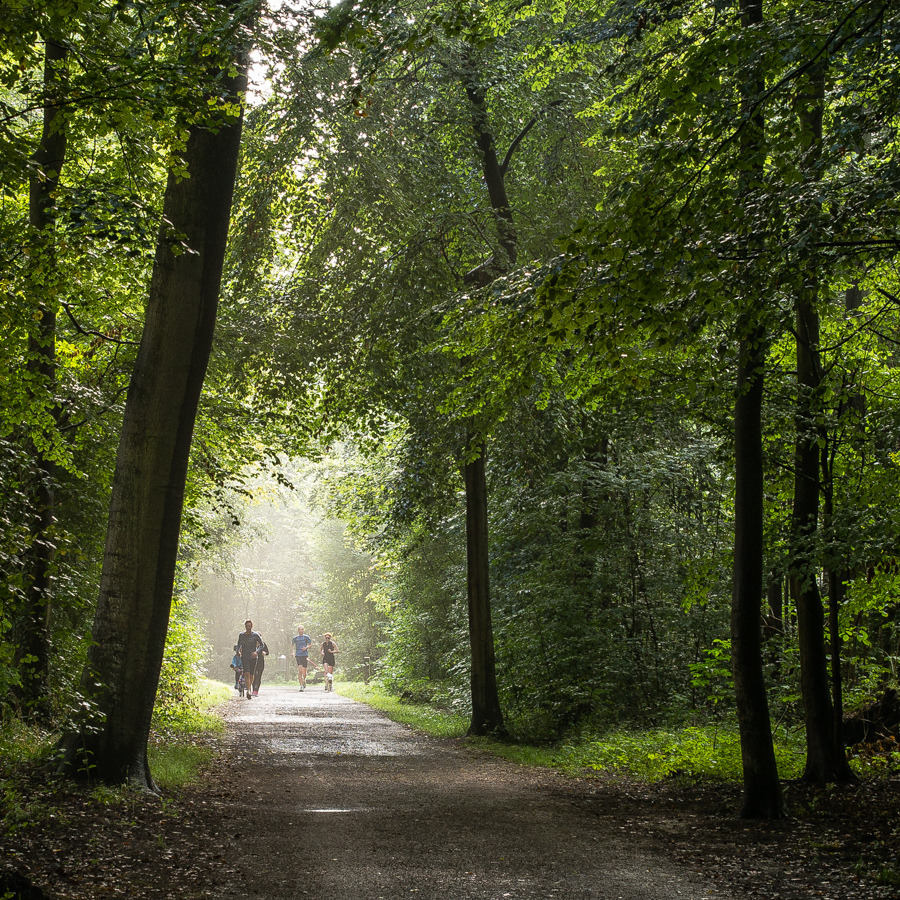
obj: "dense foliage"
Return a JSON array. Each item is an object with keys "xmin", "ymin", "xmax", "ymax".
[{"xmin": 3, "ymin": 0, "xmax": 900, "ymax": 800}]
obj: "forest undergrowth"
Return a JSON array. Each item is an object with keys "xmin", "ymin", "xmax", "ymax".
[{"xmin": 341, "ymin": 679, "xmax": 900, "ymax": 781}]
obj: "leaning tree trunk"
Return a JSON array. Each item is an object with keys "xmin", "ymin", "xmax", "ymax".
[
  {"xmin": 729, "ymin": 0, "xmax": 785, "ymax": 819},
  {"xmin": 56, "ymin": 41, "xmax": 249, "ymax": 789},
  {"xmin": 16, "ymin": 36, "xmax": 69, "ymax": 714}
]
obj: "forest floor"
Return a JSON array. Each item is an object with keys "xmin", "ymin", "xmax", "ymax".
[{"xmin": 2, "ymin": 685, "xmax": 900, "ymax": 899}]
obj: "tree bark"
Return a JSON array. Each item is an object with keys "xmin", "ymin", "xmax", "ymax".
[
  {"xmin": 16, "ymin": 36, "xmax": 69, "ymax": 713},
  {"xmin": 732, "ymin": 331, "xmax": 785, "ymax": 818},
  {"xmin": 790, "ymin": 62, "xmax": 854, "ymax": 784},
  {"xmin": 56, "ymin": 37, "xmax": 249, "ymax": 788},
  {"xmin": 730, "ymin": 0, "xmax": 785, "ymax": 819},
  {"xmin": 821, "ymin": 444, "xmax": 856, "ymax": 781},
  {"xmin": 455, "ymin": 54, "xmax": 527, "ymax": 737},
  {"xmin": 463, "ymin": 57, "xmax": 517, "ymax": 269},
  {"xmin": 792, "ymin": 290, "xmax": 838, "ymax": 780},
  {"xmin": 464, "ymin": 441, "xmax": 505, "ymax": 735}
]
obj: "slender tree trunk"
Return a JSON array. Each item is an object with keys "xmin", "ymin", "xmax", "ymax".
[
  {"xmin": 16, "ymin": 37, "xmax": 69, "ymax": 713},
  {"xmin": 454, "ymin": 54, "xmax": 528, "ymax": 737},
  {"xmin": 792, "ymin": 289, "xmax": 837, "ymax": 780},
  {"xmin": 464, "ymin": 440, "xmax": 505, "ymax": 735},
  {"xmin": 56, "ymin": 33, "xmax": 249, "ymax": 788},
  {"xmin": 791, "ymin": 62, "xmax": 853, "ymax": 784},
  {"xmin": 821, "ymin": 445, "xmax": 856, "ymax": 781},
  {"xmin": 764, "ymin": 572, "xmax": 783, "ymax": 638},
  {"xmin": 730, "ymin": 0, "xmax": 785, "ymax": 819},
  {"xmin": 824, "ymin": 513, "xmax": 852, "ymax": 775},
  {"xmin": 732, "ymin": 331, "xmax": 785, "ymax": 818}
]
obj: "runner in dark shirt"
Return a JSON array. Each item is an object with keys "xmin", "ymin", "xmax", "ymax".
[
  {"xmin": 321, "ymin": 633, "xmax": 338, "ymax": 692},
  {"xmin": 236, "ymin": 620, "xmax": 263, "ymax": 699},
  {"xmin": 251, "ymin": 640, "xmax": 269, "ymax": 696}
]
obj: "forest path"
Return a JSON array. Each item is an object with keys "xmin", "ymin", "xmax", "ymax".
[{"xmin": 209, "ymin": 684, "xmax": 731, "ymax": 900}]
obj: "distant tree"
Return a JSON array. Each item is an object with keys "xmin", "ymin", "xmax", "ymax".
[{"xmin": 16, "ymin": 28, "xmax": 69, "ymax": 713}]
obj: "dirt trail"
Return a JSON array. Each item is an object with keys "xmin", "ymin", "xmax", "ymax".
[{"xmin": 208, "ymin": 685, "xmax": 731, "ymax": 900}]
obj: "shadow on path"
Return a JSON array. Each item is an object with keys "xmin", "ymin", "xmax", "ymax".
[{"xmin": 210, "ymin": 685, "xmax": 729, "ymax": 900}]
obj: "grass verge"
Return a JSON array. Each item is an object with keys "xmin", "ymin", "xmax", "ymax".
[
  {"xmin": 148, "ymin": 677, "xmax": 231, "ymax": 788},
  {"xmin": 338, "ymin": 681, "xmax": 813, "ymax": 783},
  {"xmin": 336, "ymin": 682, "xmax": 468, "ymax": 738},
  {"xmin": 147, "ymin": 742, "xmax": 216, "ymax": 788},
  {"xmin": 472, "ymin": 724, "xmax": 807, "ymax": 782}
]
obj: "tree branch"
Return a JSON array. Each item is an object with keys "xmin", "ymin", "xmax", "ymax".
[
  {"xmin": 62, "ymin": 302, "xmax": 140, "ymax": 345},
  {"xmin": 499, "ymin": 100, "xmax": 566, "ymax": 177}
]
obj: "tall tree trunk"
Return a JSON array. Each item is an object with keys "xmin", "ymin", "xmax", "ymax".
[
  {"xmin": 730, "ymin": 0, "xmax": 785, "ymax": 819},
  {"xmin": 56, "ymin": 33, "xmax": 249, "ymax": 788},
  {"xmin": 454, "ymin": 54, "xmax": 526, "ymax": 737},
  {"xmin": 16, "ymin": 36, "xmax": 69, "ymax": 713},
  {"xmin": 821, "ymin": 459, "xmax": 853, "ymax": 780},
  {"xmin": 732, "ymin": 330, "xmax": 785, "ymax": 818},
  {"xmin": 464, "ymin": 440, "xmax": 505, "ymax": 735},
  {"xmin": 791, "ymin": 62, "xmax": 853, "ymax": 784},
  {"xmin": 792, "ymin": 288, "xmax": 836, "ymax": 780}
]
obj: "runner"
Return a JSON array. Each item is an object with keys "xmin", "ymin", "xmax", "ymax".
[
  {"xmin": 236, "ymin": 620, "xmax": 263, "ymax": 700},
  {"xmin": 321, "ymin": 632, "xmax": 338, "ymax": 692},
  {"xmin": 251, "ymin": 638, "xmax": 269, "ymax": 696},
  {"xmin": 291, "ymin": 625, "xmax": 313, "ymax": 691}
]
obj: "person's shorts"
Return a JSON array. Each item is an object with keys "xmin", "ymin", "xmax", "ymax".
[
  {"xmin": 241, "ymin": 658, "xmax": 257, "ymax": 680},
  {"xmin": 295, "ymin": 655, "xmax": 309, "ymax": 669},
  {"xmin": 323, "ymin": 653, "xmax": 335, "ymax": 667}
]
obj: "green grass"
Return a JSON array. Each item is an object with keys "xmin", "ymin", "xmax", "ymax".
[
  {"xmin": 0, "ymin": 677, "xmax": 229, "ymax": 832},
  {"xmin": 336, "ymin": 682, "xmax": 469, "ymax": 738},
  {"xmin": 0, "ymin": 716, "xmax": 55, "ymax": 765},
  {"xmin": 340, "ymin": 681, "xmax": 811, "ymax": 783},
  {"xmin": 473, "ymin": 724, "xmax": 806, "ymax": 782},
  {"xmin": 147, "ymin": 742, "xmax": 216, "ymax": 788},
  {"xmin": 148, "ymin": 678, "xmax": 230, "ymax": 788}
]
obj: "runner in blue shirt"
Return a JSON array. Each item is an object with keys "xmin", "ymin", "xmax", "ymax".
[{"xmin": 291, "ymin": 625, "xmax": 313, "ymax": 691}]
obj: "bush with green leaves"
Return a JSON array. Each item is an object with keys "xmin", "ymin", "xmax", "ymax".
[{"xmin": 153, "ymin": 581, "xmax": 213, "ymax": 734}]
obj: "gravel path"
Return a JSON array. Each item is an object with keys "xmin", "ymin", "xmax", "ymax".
[{"xmin": 211, "ymin": 685, "xmax": 731, "ymax": 900}]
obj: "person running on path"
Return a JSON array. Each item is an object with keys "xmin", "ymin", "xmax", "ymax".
[
  {"xmin": 236, "ymin": 620, "xmax": 263, "ymax": 700},
  {"xmin": 251, "ymin": 639, "xmax": 269, "ymax": 696},
  {"xmin": 321, "ymin": 633, "xmax": 338, "ymax": 691},
  {"xmin": 292, "ymin": 625, "xmax": 313, "ymax": 690}
]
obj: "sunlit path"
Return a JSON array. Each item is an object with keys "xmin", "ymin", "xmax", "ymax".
[{"xmin": 207, "ymin": 685, "xmax": 730, "ymax": 900}]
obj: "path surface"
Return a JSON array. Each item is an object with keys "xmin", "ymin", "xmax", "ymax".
[{"xmin": 210, "ymin": 685, "xmax": 730, "ymax": 900}]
